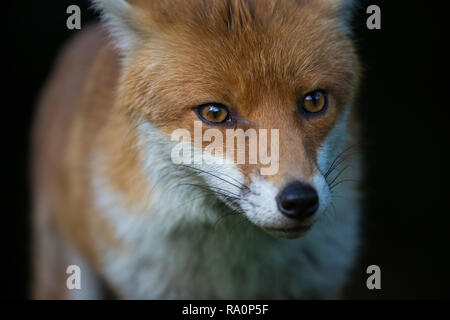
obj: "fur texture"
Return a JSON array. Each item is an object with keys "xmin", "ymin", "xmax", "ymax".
[{"xmin": 32, "ymin": 0, "xmax": 362, "ymax": 299}]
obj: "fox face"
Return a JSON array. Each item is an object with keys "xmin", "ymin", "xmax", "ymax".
[{"xmin": 94, "ymin": 0, "xmax": 360, "ymax": 239}]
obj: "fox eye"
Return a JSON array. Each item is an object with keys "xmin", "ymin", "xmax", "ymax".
[
  {"xmin": 301, "ymin": 90, "xmax": 328, "ymax": 114},
  {"xmin": 195, "ymin": 104, "xmax": 231, "ymax": 124}
]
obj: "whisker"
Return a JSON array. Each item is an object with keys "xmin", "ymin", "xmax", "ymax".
[
  {"xmin": 148, "ymin": 167, "xmax": 201, "ymax": 195},
  {"xmin": 180, "ymin": 164, "xmax": 248, "ymax": 191},
  {"xmin": 168, "ymin": 193, "xmax": 223, "ymax": 211},
  {"xmin": 330, "ymin": 178, "xmax": 360, "ymax": 190},
  {"xmin": 214, "ymin": 208, "xmax": 241, "ymax": 227},
  {"xmin": 323, "ymin": 144, "xmax": 360, "ymax": 180},
  {"xmin": 179, "ymin": 183, "xmax": 242, "ymax": 199},
  {"xmin": 327, "ymin": 165, "xmax": 350, "ymax": 187},
  {"xmin": 165, "ymin": 186, "xmax": 244, "ymax": 223},
  {"xmin": 323, "ymin": 144, "xmax": 355, "ymax": 178}
]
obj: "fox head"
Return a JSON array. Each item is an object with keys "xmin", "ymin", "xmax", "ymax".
[{"xmin": 94, "ymin": 0, "xmax": 361, "ymax": 239}]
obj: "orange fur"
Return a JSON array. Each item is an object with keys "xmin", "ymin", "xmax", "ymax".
[{"xmin": 32, "ymin": 0, "xmax": 360, "ymax": 299}]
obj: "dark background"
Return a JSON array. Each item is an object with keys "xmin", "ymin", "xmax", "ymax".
[{"xmin": 4, "ymin": 1, "xmax": 449, "ymax": 299}]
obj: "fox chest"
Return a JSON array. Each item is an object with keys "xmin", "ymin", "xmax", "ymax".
[{"xmin": 97, "ymin": 215, "xmax": 356, "ymax": 299}]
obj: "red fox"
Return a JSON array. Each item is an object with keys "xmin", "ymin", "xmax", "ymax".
[{"xmin": 31, "ymin": 0, "xmax": 362, "ymax": 299}]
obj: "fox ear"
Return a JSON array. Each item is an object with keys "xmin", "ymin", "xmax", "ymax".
[
  {"xmin": 315, "ymin": 0, "xmax": 359, "ymax": 33},
  {"xmin": 91, "ymin": 0, "xmax": 141, "ymax": 58},
  {"xmin": 338, "ymin": 0, "xmax": 359, "ymax": 23},
  {"xmin": 328, "ymin": 0, "xmax": 359, "ymax": 26}
]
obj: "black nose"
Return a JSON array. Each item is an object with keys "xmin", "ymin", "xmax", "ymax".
[{"xmin": 276, "ymin": 182, "xmax": 319, "ymax": 221}]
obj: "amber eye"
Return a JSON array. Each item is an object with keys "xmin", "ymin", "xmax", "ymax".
[
  {"xmin": 301, "ymin": 90, "xmax": 328, "ymax": 114},
  {"xmin": 196, "ymin": 104, "xmax": 230, "ymax": 124}
]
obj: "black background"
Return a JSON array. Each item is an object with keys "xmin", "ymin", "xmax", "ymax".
[{"xmin": 4, "ymin": 1, "xmax": 450, "ymax": 299}]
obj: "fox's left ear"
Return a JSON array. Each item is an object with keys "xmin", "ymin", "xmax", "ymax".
[
  {"xmin": 319, "ymin": 0, "xmax": 359, "ymax": 30},
  {"xmin": 91, "ymin": 0, "xmax": 148, "ymax": 60},
  {"xmin": 313, "ymin": 0, "xmax": 360, "ymax": 33}
]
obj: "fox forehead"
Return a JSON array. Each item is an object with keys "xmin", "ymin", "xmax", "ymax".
[
  {"xmin": 128, "ymin": 0, "xmax": 351, "ymax": 33},
  {"xmin": 121, "ymin": 0, "xmax": 359, "ymax": 114}
]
